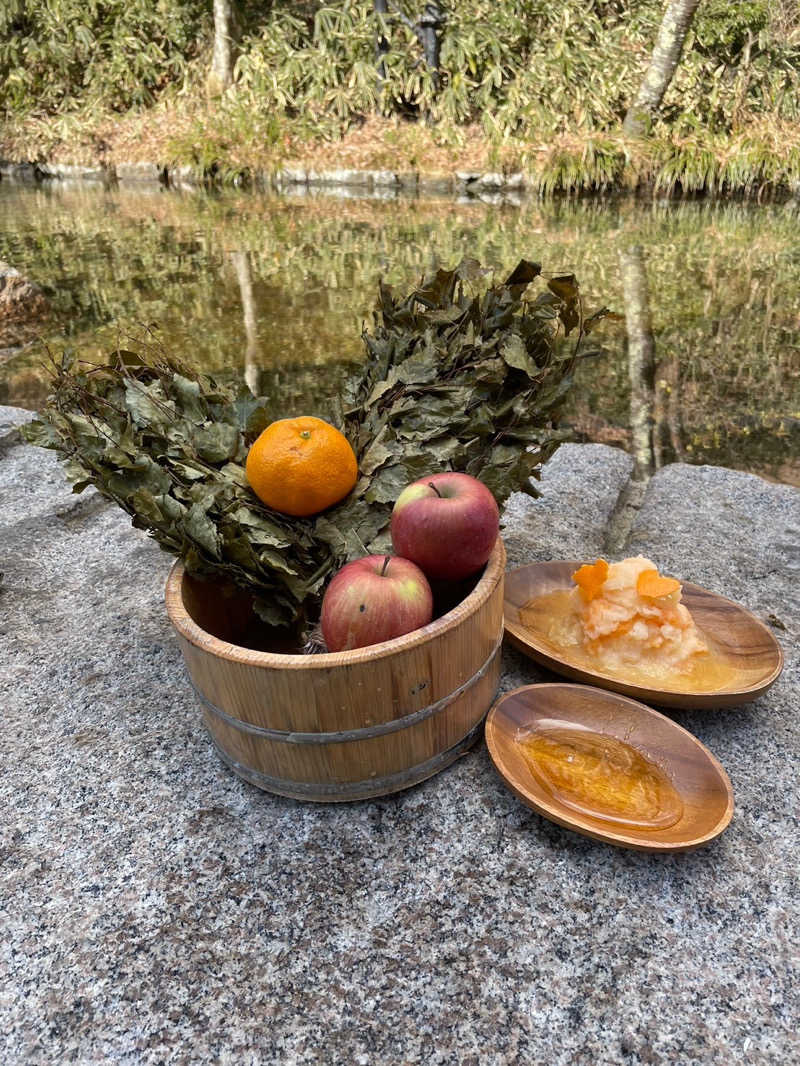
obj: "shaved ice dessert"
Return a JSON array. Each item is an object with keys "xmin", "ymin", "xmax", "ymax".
[
  {"xmin": 516, "ymin": 556, "xmax": 748, "ymax": 693},
  {"xmin": 571, "ymin": 556, "xmax": 708, "ymax": 674}
]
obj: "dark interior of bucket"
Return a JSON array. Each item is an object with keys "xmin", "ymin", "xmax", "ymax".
[
  {"xmin": 181, "ymin": 565, "xmax": 485, "ymax": 654},
  {"xmin": 181, "ymin": 572, "xmax": 304, "ymax": 653}
]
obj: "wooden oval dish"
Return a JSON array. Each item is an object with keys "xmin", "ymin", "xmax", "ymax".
[
  {"xmin": 485, "ymin": 684, "xmax": 734, "ymax": 852},
  {"xmin": 504, "ymin": 561, "xmax": 783, "ymax": 709}
]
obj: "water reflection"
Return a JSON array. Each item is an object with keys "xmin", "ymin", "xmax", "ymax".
[
  {"xmin": 618, "ymin": 243, "xmax": 657, "ymax": 480},
  {"xmin": 230, "ymin": 249, "xmax": 259, "ymax": 395},
  {"xmin": 0, "ymin": 181, "xmax": 797, "ymax": 483}
]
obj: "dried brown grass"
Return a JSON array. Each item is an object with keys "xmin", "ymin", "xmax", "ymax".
[{"xmin": 3, "ymin": 102, "xmax": 800, "ymax": 199}]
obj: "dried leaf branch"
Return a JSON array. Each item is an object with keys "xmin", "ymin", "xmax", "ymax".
[{"xmin": 23, "ymin": 259, "xmax": 597, "ymax": 629}]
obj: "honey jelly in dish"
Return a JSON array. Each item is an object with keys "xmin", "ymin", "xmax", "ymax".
[{"xmin": 517, "ymin": 719, "xmax": 684, "ymax": 831}]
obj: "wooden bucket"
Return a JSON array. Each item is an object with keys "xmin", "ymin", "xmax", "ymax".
[{"xmin": 165, "ymin": 538, "xmax": 506, "ymax": 802}]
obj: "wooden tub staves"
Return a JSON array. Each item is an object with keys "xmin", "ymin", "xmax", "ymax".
[{"xmin": 165, "ymin": 538, "xmax": 506, "ymax": 801}]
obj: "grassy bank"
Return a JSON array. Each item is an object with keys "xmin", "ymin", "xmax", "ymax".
[
  {"xmin": 4, "ymin": 107, "xmax": 800, "ymax": 200},
  {"xmin": 2, "ymin": 1, "xmax": 799, "ymax": 197}
]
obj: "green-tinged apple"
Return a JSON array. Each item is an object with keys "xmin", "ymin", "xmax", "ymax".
[
  {"xmin": 391, "ymin": 472, "xmax": 499, "ymax": 581},
  {"xmin": 320, "ymin": 555, "xmax": 434, "ymax": 652}
]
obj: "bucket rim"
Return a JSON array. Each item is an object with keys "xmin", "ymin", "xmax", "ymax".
[{"xmin": 165, "ymin": 536, "xmax": 506, "ymax": 670}]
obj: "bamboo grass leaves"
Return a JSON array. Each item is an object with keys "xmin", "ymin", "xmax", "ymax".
[{"xmin": 23, "ymin": 261, "xmax": 589, "ymax": 628}]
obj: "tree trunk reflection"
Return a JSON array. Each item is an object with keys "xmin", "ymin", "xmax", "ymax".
[
  {"xmin": 231, "ymin": 250, "xmax": 259, "ymax": 395},
  {"xmin": 619, "ymin": 244, "xmax": 656, "ymax": 478}
]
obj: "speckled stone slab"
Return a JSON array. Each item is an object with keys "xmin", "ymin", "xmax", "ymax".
[
  {"xmin": 0, "ymin": 404, "xmax": 34, "ymax": 446},
  {"xmin": 501, "ymin": 443, "xmax": 634, "ymax": 568},
  {"xmin": 1, "ymin": 429, "xmax": 798, "ymax": 1065}
]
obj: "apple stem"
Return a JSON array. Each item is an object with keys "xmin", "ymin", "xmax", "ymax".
[
  {"xmin": 380, "ymin": 555, "xmax": 391, "ymax": 577},
  {"xmin": 428, "ymin": 482, "xmax": 442, "ymax": 498}
]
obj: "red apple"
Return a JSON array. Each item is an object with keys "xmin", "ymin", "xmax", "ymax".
[
  {"xmin": 320, "ymin": 555, "xmax": 433, "ymax": 652},
  {"xmin": 390, "ymin": 472, "xmax": 499, "ymax": 581}
]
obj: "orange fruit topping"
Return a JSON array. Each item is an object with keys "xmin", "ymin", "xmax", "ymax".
[
  {"xmin": 637, "ymin": 569, "xmax": 681, "ymax": 599},
  {"xmin": 572, "ymin": 558, "xmax": 609, "ymax": 602},
  {"xmin": 607, "ymin": 618, "xmax": 637, "ymax": 639},
  {"xmin": 245, "ymin": 416, "xmax": 358, "ymax": 517}
]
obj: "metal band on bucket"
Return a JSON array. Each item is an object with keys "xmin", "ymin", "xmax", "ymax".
[
  {"xmin": 188, "ymin": 632, "xmax": 503, "ymax": 745},
  {"xmin": 209, "ymin": 720, "xmax": 486, "ymax": 800}
]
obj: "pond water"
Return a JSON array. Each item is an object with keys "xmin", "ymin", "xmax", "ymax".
[{"xmin": 1, "ymin": 181, "xmax": 798, "ymax": 484}]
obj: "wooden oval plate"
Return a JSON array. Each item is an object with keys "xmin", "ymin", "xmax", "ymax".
[
  {"xmin": 504, "ymin": 561, "xmax": 783, "ymax": 709},
  {"xmin": 485, "ymin": 684, "xmax": 734, "ymax": 851}
]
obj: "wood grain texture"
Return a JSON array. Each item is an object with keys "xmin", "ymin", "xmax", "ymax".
[
  {"xmin": 165, "ymin": 538, "xmax": 506, "ymax": 801},
  {"xmin": 504, "ymin": 560, "xmax": 783, "ymax": 709},
  {"xmin": 485, "ymin": 684, "xmax": 734, "ymax": 852}
]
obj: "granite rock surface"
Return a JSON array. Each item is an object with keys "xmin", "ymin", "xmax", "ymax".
[
  {"xmin": 0, "ymin": 404, "xmax": 34, "ymax": 448},
  {"xmin": 501, "ymin": 443, "xmax": 634, "ymax": 569},
  {"xmin": 1, "ymin": 427, "xmax": 798, "ymax": 1065}
]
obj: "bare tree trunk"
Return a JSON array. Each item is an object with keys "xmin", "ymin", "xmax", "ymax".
[
  {"xmin": 373, "ymin": 2, "xmax": 445, "ymax": 105},
  {"xmin": 374, "ymin": 0, "xmax": 390, "ymax": 83},
  {"xmin": 418, "ymin": 2, "xmax": 445, "ymax": 93},
  {"xmin": 619, "ymin": 245, "xmax": 656, "ymax": 479},
  {"xmin": 208, "ymin": 0, "xmax": 235, "ymax": 96},
  {"xmin": 623, "ymin": 0, "xmax": 702, "ymax": 136},
  {"xmin": 231, "ymin": 251, "xmax": 259, "ymax": 395}
]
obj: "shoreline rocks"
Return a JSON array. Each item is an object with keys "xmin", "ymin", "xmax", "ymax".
[
  {"xmin": 3, "ymin": 156, "xmax": 799, "ymax": 204},
  {"xmin": 0, "ymin": 262, "xmax": 48, "ymax": 324}
]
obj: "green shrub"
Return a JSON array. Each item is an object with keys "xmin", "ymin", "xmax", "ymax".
[
  {"xmin": 0, "ymin": 0, "xmax": 209, "ymax": 114},
  {"xmin": 1, "ymin": 0, "xmax": 798, "ymax": 143},
  {"xmin": 234, "ymin": 0, "xmax": 799, "ymax": 140}
]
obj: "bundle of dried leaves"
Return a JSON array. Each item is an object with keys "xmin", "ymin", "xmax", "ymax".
[{"xmin": 23, "ymin": 258, "xmax": 605, "ymax": 632}]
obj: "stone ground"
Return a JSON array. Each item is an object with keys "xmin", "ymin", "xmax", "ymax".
[{"xmin": 1, "ymin": 408, "xmax": 798, "ymax": 1066}]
